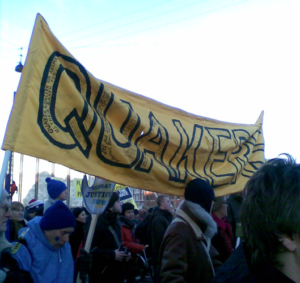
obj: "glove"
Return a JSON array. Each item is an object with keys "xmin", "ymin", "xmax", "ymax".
[{"xmin": 77, "ymin": 248, "xmax": 95, "ymax": 280}]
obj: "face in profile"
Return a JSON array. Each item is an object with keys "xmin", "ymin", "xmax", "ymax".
[
  {"xmin": 161, "ymin": 197, "xmax": 171, "ymax": 210},
  {"xmin": 76, "ymin": 211, "xmax": 87, "ymax": 223},
  {"xmin": 110, "ymin": 199, "xmax": 122, "ymax": 214},
  {"xmin": 57, "ymin": 190, "xmax": 68, "ymax": 201}
]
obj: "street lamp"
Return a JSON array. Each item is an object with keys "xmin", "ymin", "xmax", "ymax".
[{"xmin": 15, "ymin": 47, "xmax": 23, "ymax": 73}]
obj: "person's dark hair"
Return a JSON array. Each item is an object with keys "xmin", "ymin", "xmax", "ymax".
[
  {"xmin": 240, "ymin": 154, "xmax": 300, "ymax": 267},
  {"xmin": 147, "ymin": 207, "xmax": 153, "ymax": 214},
  {"xmin": 134, "ymin": 209, "xmax": 139, "ymax": 215},
  {"xmin": 157, "ymin": 195, "xmax": 168, "ymax": 207}
]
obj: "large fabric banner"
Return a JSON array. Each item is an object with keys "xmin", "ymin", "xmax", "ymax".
[{"xmin": 2, "ymin": 14, "xmax": 265, "ymax": 196}]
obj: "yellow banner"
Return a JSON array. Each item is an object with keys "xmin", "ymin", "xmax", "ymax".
[{"xmin": 2, "ymin": 14, "xmax": 265, "ymax": 197}]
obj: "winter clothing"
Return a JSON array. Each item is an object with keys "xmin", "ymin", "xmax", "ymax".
[
  {"xmin": 213, "ymin": 243, "xmax": 295, "ymax": 283},
  {"xmin": 151, "ymin": 208, "xmax": 173, "ymax": 266},
  {"xmin": 227, "ymin": 193, "xmax": 243, "ymax": 242},
  {"xmin": 120, "ymin": 216, "xmax": 144, "ymax": 283},
  {"xmin": 160, "ymin": 200, "xmax": 220, "ymax": 283},
  {"xmin": 43, "ymin": 198, "xmax": 55, "ymax": 212},
  {"xmin": 122, "ymin": 203, "xmax": 134, "ymax": 215},
  {"xmin": 9, "ymin": 220, "xmax": 27, "ymax": 242},
  {"xmin": 11, "ymin": 217, "xmax": 74, "ymax": 283},
  {"xmin": 0, "ymin": 246, "xmax": 34, "ymax": 283},
  {"xmin": 135, "ymin": 213, "xmax": 152, "ymax": 245},
  {"xmin": 26, "ymin": 200, "xmax": 43, "ymax": 214},
  {"xmin": 184, "ymin": 178, "xmax": 215, "ymax": 213},
  {"xmin": 87, "ymin": 210, "xmax": 125, "ymax": 283},
  {"xmin": 120, "ymin": 216, "xmax": 144, "ymax": 254},
  {"xmin": 106, "ymin": 192, "xmax": 119, "ymax": 210},
  {"xmin": 69, "ymin": 220, "xmax": 85, "ymax": 260},
  {"xmin": 45, "ymin": 178, "xmax": 67, "ymax": 200},
  {"xmin": 40, "ymin": 201, "xmax": 76, "ymax": 231},
  {"xmin": 211, "ymin": 213, "xmax": 234, "ymax": 263}
]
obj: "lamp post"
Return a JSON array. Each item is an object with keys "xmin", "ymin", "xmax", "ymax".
[
  {"xmin": 15, "ymin": 47, "xmax": 23, "ymax": 202},
  {"xmin": 15, "ymin": 47, "xmax": 23, "ymax": 73}
]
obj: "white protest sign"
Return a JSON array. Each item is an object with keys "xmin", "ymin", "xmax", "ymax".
[{"xmin": 81, "ymin": 175, "xmax": 115, "ymax": 214}]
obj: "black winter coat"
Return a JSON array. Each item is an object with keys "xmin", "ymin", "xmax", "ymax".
[
  {"xmin": 69, "ymin": 220, "xmax": 84, "ymax": 259},
  {"xmin": 213, "ymin": 244, "xmax": 295, "ymax": 283},
  {"xmin": 150, "ymin": 208, "xmax": 173, "ymax": 266},
  {"xmin": 85, "ymin": 211, "xmax": 125, "ymax": 283}
]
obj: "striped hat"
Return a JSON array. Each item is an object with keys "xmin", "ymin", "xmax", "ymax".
[{"xmin": 26, "ymin": 199, "xmax": 44, "ymax": 213}]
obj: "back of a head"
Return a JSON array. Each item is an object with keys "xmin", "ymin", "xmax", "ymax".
[
  {"xmin": 240, "ymin": 155, "xmax": 300, "ymax": 267},
  {"xmin": 184, "ymin": 178, "xmax": 215, "ymax": 213}
]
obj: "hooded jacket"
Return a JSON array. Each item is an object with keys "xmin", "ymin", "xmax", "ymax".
[
  {"xmin": 160, "ymin": 200, "xmax": 221, "ymax": 283},
  {"xmin": 10, "ymin": 217, "xmax": 74, "ymax": 283}
]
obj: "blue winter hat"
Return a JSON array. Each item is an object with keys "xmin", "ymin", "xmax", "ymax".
[
  {"xmin": 40, "ymin": 200, "xmax": 76, "ymax": 230},
  {"xmin": 46, "ymin": 177, "xmax": 67, "ymax": 199},
  {"xmin": 184, "ymin": 179, "xmax": 215, "ymax": 213}
]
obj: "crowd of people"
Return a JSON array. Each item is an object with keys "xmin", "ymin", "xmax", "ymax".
[{"xmin": 0, "ymin": 154, "xmax": 300, "ymax": 282}]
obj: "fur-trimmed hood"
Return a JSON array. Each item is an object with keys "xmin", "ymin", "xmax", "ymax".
[{"xmin": 176, "ymin": 200, "xmax": 217, "ymax": 239}]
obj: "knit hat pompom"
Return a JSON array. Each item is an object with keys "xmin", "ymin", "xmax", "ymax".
[
  {"xmin": 40, "ymin": 200, "xmax": 76, "ymax": 230},
  {"xmin": 122, "ymin": 202, "xmax": 134, "ymax": 215},
  {"xmin": 46, "ymin": 178, "xmax": 67, "ymax": 199},
  {"xmin": 184, "ymin": 178, "xmax": 215, "ymax": 213}
]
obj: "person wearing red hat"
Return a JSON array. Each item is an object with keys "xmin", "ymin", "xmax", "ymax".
[{"xmin": 25, "ymin": 199, "xmax": 44, "ymax": 221}]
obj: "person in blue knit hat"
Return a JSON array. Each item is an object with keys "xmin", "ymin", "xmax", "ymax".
[
  {"xmin": 11, "ymin": 201, "xmax": 76, "ymax": 283},
  {"xmin": 44, "ymin": 177, "xmax": 68, "ymax": 212}
]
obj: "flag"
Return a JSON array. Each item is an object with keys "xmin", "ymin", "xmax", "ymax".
[{"xmin": 2, "ymin": 14, "xmax": 265, "ymax": 196}]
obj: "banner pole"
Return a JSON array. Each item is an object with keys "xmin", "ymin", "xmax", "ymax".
[
  {"xmin": 0, "ymin": 151, "xmax": 12, "ymax": 199},
  {"xmin": 76, "ymin": 214, "xmax": 99, "ymax": 283}
]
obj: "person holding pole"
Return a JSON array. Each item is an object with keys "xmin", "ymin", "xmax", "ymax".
[{"xmin": 86, "ymin": 192, "xmax": 131, "ymax": 283}]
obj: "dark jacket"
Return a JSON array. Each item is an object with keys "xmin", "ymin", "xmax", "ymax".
[
  {"xmin": 86, "ymin": 211, "xmax": 125, "ymax": 283},
  {"xmin": 0, "ymin": 248, "xmax": 34, "ymax": 283},
  {"xmin": 9, "ymin": 220, "xmax": 27, "ymax": 242},
  {"xmin": 160, "ymin": 201, "xmax": 221, "ymax": 283},
  {"xmin": 69, "ymin": 220, "xmax": 85, "ymax": 259},
  {"xmin": 211, "ymin": 214, "xmax": 234, "ymax": 263},
  {"xmin": 213, "ymin": 243, "xmax": 295, "ymax": 283},
  {"xmin": 151, "ymin": 208, "xmax": 173, "ymax": 266},
  {"xmin": 227, "ymin": 193, "xmax": 243, "ymax": 242},
  {"xmin": 135, "ymin": 213, "xmax": 152, "ymax": 245}
]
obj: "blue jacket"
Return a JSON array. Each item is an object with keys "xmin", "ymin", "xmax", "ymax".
[{"xmin": 11, "ymin": 217, "xmax": 74, "ymax": 283}]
